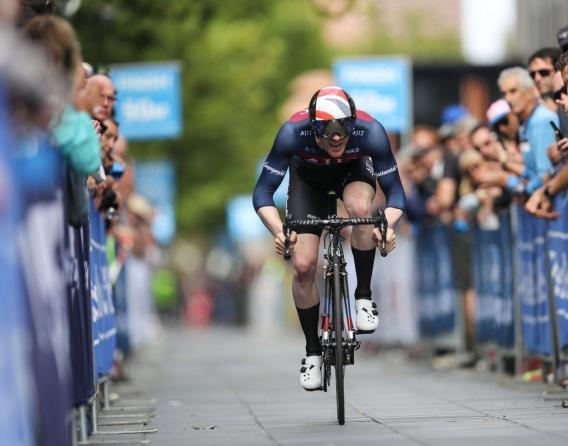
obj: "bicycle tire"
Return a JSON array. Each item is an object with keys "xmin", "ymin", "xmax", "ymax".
[{"xmin": 332, "ymin": 259, "xmax": 345, "ymax": 425}]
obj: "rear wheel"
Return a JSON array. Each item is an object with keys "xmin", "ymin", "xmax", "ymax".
[{"xmin": 332, "ymin": 261, "xmax": 345, "ymax": 425}]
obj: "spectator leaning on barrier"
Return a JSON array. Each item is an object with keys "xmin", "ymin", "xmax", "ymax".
[
  {"xmin": 527, "ymin": 47, "xmax": 561, "ymax": 113},
  {"xmin": 524, "ymin": 52, "xmax": 568, "ymax": 219},
  {"xmin": 88, "ymin": 74, "xmax": 117, "ymax": 122},
  {"xmin": 23, "ymin": 15, "xmax": 103, "ymax": 178},
  {"xmin": 498, "ymin": 67, "xmax": 558, "ymax": 195},
  {"xmin": 486, "ymin": 99, "xmax": 522, "ymax": 160}
]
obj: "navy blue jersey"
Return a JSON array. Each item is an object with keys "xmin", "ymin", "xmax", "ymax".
[{"xmin": 253, "ymin": 109, "xmax": 406, "ymax": 212}]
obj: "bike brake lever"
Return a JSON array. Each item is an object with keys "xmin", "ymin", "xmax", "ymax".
[
  {"xmin": 375, "ymin": 210, "xmax": 388, "ymax": 257},
  {"xmin": 283, "ymin": 220, "xmax": 291, "ymax": 260}
]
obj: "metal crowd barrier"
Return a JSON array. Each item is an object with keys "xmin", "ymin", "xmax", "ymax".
[{"xmin": 415, "ymin": 197, "xmax": 568, "ymax": 383}]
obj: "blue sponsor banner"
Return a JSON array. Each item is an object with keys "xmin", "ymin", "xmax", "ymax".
[
  {"xmin": 472, "ymin": 212, "xmax": 514, "ymax": 349},
  {"xmin": 0, "ymin": 84, "xmax": 36, "ymax": 446},
  {"xmin": 415, "ymin": 224, "xmax": 456, "ymax": 336},
  {"xmin": 110, "ymin": 62, "xmax": 182, "ymax": 140},
  {"xmin": 516, "ymin": 208, "xmax": 553, "ymax": 355},
  {"xmin": 227, "ymin": 194, "xmax": 267, "ymax": 241},
  {"xmin": 333, "ymin": 56, "xmax": 411, "ymax": 132},
  {"xmin": 89, "ymin": 199, "xmax": 117, "ymax": 382},
  {"xmin": 15, "ymin": 134, "xmax": 72, "ymax": 446},
  {"xmin": 547, "ymin": 193, "xmax": 568, "ymax": 352},
  {"xmin": 135, "ymin": 160, "xmax": 176, "ymax": 245}
]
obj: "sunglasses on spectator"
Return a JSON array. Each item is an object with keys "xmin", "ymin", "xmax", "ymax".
[
  {"xmin": 553, "ymin": 85, "xmax": 568, "ymax": 101},
  {"xmin": 529, "ymin": 69, "xmax": 553, "ymax": 79}
]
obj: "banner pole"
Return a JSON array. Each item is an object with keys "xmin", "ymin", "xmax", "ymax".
[
  {"xmin": 510, "ymin": 205, "xmax": 524, "ymax": 376},
  {"xmin": 543, "ymin": 220, "xmax": 561, "ymax": 382}
]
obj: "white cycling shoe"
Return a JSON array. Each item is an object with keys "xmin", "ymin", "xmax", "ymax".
[
  {"xmin": 299, "ymin": 355, "xmax": 323, "ymax": 391},
  {"xmin": 356, "ymin": 299, "xmax": 379, "ymax": 333}
]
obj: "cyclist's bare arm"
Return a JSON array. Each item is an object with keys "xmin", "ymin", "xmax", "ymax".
[{"xmin": 257, "ymin": 205, "xmax": 297, "ymax": 256}]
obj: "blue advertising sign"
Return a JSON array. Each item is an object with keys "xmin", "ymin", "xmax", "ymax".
[
  {"xmin": 547, "ymin": 193, "xmax": 568, "ymax": 351},
  {"xmin": 135, "ymin": 160, "xmax": 176, "ymax": 246},
  {"xmin": 415, "ymin": 224, "xmax": 456, "ymax": 336},
  {"xmin": 89, "ymin": 198, "xmax": 116, "ymax": 382},
  {"xmin": 333, "ymin": 57, "xmax": 411, "ymax": 133},
  {"xmin": 110, "ymin": 62, "xmax": 182, "ymax": 140},
  {"xmin": 517, "ymin": 208, "xmax": 553, "ymax": 356},
  {"xmin": 227, "ymin": 195, "xmax": 267, "ymax": 241},
  {"xmin": 472, "ymin": 212, "xmax": 514, "ymax": 349}
]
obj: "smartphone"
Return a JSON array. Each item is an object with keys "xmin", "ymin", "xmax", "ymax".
[{"xmin": 550, "ymin": 120, "xmax": 564, "ymax": 141}]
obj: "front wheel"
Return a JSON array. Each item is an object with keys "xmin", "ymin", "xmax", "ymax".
[{"xmin": 332, "ymin": 261, "xmax": 345, "ymax": 425}]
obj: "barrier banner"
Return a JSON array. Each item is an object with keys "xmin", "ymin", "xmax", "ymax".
[
  {"xmin": 516, "ymin": 208, "xmax": 552, "ymax": 355},
  {"xmin": 547, "ymin": 192, "xmax": 568, "ymax": 352},
  {"xmin": 16, "ymin": 138, "xmax": 72, "ymax": 446},
  {"xmin": 471, "ymin": 212, "xmax": 514, "ymax": 349},
  {"xmin": 0, "ymin": 86, "xmax": 36, "ymax": 446},
  {"xmin": 415, "ymin": 224, "xmax": 456, "ymax": 336},
  {"xmin": 89, "ymin": 199, "xmax": 117, "ymax": 382},
  {"xmin": 65, "ymin": 221, "xmax": 95, "ymax": 406}
]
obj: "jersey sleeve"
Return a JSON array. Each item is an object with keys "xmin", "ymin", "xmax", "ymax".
[
  {"xmin": 252, "ymin": 122, "xmax": 296, "ymax": 211},
  {"xmin": 366, "ymin": 121, "xmax": 406, "ymax": 212}
]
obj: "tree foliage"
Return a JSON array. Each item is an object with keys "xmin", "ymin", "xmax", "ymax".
[{"xmin": 71, "ymin": 0, "xmax": 330, "ymax": 236}]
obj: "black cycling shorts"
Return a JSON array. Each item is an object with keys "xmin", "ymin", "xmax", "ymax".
[{"xmin": 286, "ymin": 156, "xmax": 376, "ymax": 236}]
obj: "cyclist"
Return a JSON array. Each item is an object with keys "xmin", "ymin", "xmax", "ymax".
[{"xmin": 252, "ymin": 86, "xmax": 406, "ymax": 390}]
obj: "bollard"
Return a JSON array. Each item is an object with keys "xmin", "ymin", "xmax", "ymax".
[
  {"xmin": 78, "ymin": 405, "xmax": 88, "ymax": 444},
  {"xmin": 91, "ymin": 395, "xmax": 98, "ymax": 434},
  {"xmin": 71, "ymin": 409, "xmax": 78, "ymax": 446},
  {"xmin": 103, "ymin": 379, "xmax": 110, "ymax": 410}
]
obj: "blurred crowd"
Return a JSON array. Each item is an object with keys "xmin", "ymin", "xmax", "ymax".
[
  {"xmin": 397, "ymin": 26, "xmax": 568, "ymax": 354},
  {"xmin": 1, "ymin": 1, "xmax": 163, "ymax": 368}
]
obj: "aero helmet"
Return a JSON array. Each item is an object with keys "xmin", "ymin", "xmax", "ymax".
[{"xmin": 308, "ymin": 86, "xmax": 356, "ymax": 138}]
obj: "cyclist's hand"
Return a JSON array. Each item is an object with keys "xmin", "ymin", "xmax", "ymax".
[
  {"xmin": 275, "ymin": 230, "xmax": 297, "ymax": 257},
  {"xmin": 372, "ymin": 227, "xmax": 397, "ymax": 255}
]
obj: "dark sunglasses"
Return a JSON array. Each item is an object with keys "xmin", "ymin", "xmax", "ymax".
[
  {"xmin": 311, "ymin": 117, "xmax": 355, "ymax": 138},
  {"xmin": 553, "ymin": 85, "xmax": 568, "ymax": 101},
  {"xmin": 529, "ymin": 69, "xmax": 553, "ymax": 79}
]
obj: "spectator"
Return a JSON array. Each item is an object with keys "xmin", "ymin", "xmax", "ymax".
[
  {"xmin": 486, "ymin": 99, "xmax": 522, "ymax": 161},
  {"xmin": 23, "ymin": 15, "xmax": 101, "ymax": 176},
  {"xmin": 88, "ymin": 74, "xmax": 117, "ymax": 122},
  {"xmin": 527, "ymin": 47, "xmax": 561, "ymax": 112},
  {"xmin": 498, "ymin": 67, "xmax": 558, "ymax": 195},
  {"xmin": 557, "ymin": 25, "xmax": 568, "ymax": 53},
  {"xmin": 524, "ymin": 52, "xmax": 568, "ymax": 218}
]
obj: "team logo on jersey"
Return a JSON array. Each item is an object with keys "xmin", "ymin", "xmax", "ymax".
[
  {"xmin": 263, "ymin": 162, "xmax": 286, "ymax": 176},
  {"xmin": 351, "ymin": 129, "xmax": 365, "ymax": 136},
  {"xmin": 375, "ymin": 165, "xmax": 397, "ymax": 177},
  {"xmin": 299, "ymin": 130, "xmax": 314, "ymax": 136},
  {"xmin": 365, "ymin": 158, "xmax": 374, "ymax": 176}
]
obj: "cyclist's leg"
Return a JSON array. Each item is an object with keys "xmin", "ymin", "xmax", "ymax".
[
  {"xmin": 341, "ymin": 158, "xmax": 380, "ymax": 331},
  {"xmin": 341, "ymin": 157, "xmax": 376, "ymax": 296},
  {"xmin": 292, "ymin": 234, "xmax": 321, "ymax": 357},
  {"xmin": 343, "ymin": 180, "xmax": 375, "ymax": 297},
  {"xmin": 286, "ymin": 159, "xmax": 329, "ymax": 357}
]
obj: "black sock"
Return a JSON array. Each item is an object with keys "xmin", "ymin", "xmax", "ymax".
[
  {"xmin": 352, "ymin": 247, "xmax": 375, "ymax": 300},
  {"xmin": 296, "ymin": 304, "xmax": 321, "ymax": 356}
]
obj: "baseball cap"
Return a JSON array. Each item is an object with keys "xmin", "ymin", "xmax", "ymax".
[{"xmin": 486, "ymin": 99, "xmax": 511, "ymax": 126}]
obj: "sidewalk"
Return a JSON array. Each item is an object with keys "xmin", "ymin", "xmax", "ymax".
[{"xmin": 118, "ymin": 325, "xmax": 567, "ymax": 446}]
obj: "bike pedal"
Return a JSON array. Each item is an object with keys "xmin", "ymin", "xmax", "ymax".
[{"xmin": 304, "ymin": 387, "xmax": 324, "ymax": 392}]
